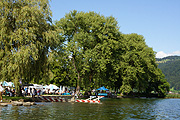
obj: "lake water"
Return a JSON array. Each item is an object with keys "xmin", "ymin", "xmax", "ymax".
[{"xmin": 0, "ymin": 98, "xmax": 180, "ymax": 120}]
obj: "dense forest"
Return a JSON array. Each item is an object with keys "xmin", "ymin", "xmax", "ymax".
[
  {"xmin": 156, "ymin": 56, "xmax": 180, "ymax": 90},
  {"xmin": 0, "ymin": 0, "xmax": 169, "ymax": 97}
]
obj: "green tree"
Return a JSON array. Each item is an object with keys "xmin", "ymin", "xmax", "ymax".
[
  {"xmin": 55, "ymin": 10, "xmax": 122, "ymax": 92},
  {"xmin": 119, "ymin": 33, "xmax": 169, "ymax": 96},
  {"xmin": 50, "ymin": 53, "xmax": 76, "ymax": 87},
  {"xmin": 0, "ymin": 0, "xmax": 57, "ymax": 96},
  {"xmin": 55, "ymin": 10, "xmax": 169, "ymax": 97}
]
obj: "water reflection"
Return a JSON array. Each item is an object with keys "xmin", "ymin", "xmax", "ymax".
[{"xmin": 0, "ymin": 98, "xmax": 180, "ymax": 119}]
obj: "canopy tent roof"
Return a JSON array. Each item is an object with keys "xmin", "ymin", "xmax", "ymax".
[
  {"xmin": 43, "ymin": 85, "xmax": 48, "ymax": 89},
  {"xmin": 0, "ymin": 81, "xmax": 15, "ymax": 87},
  {"xmin": 7, "ymin": 82, "xmax": 15, "ymax": 87},
  {"xmin": 33, "ymin": 84, "xmax": 43, "ymax": 89},
  {"xmin": 97, "ymin": 86, "xmax": 109, "ymax": 91},
  {"xmin": 46, "ymin": 84, "xmax": 59, "ymax": 90}
]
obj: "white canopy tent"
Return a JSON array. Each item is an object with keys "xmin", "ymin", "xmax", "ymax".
[
  {"xmin": 24, "ymin": 84, "xmax": 43, "ymax": 91},
  {"xmin": 46, "ymin": 84, "xmax": 59, "ymax": 90},
  {"xmin": 0, "ymin": 81, "xmax": 15, "ymax": 87},
  {"xmin": 43, "ymin": 84, "xmax": 59, "ymax": 94}
]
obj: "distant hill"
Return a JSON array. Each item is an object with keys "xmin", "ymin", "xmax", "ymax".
[{"xmin": 156, "ymin": 56, "xmax": 180, "ymax": 90}]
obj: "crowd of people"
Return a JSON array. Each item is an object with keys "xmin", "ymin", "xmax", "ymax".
[
  {"xmin": 0, "ymin": 83, "xmax": 110, "ymax": 102},
  {"xmin": 0, "ymin": 84, "xmax": 15, "ymax": 96},
  {"xmin": 0, "ymin": 84, "xmax": 16, "ymax": 102},
  {"xmin": 21, "ymin": 87, "xmax": 41, "ymax": 98},
  {"xmin": 20, "ymin": 86, "xmax": 74, "ymax": 98},
  {"xmin": 0, "ymin": 84, "xmax": 75, "ymax": 100}
]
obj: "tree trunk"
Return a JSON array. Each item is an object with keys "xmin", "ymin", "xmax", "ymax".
[
  {"xmin": 72, "ymin": 56, "xmax": 81, "ymax": 94},
  {"xmin": 76, "ymin": 71, "xmax": 80, "ymax": 94},
  {"xmin": 14, "ymin": 78, "xmax": 21, "ymax": 96}
]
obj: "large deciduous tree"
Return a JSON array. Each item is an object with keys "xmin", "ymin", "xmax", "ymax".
[
  {"xmin": 55, "ymin": 10, "xmax": 169, "ymax": 97},
  {"xmin": 0, "ymin": 0, "xmax": 58, "ymax": 95},
  {"xmin": 119, "ymin": 33, "xmax": 169, "ymax": 96},
  {"xmin": 55, "ymin": 10, "xmax": 122, "ymax": 92}
]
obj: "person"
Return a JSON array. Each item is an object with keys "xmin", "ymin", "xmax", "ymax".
[
  {"xmin": 12, "ymin": 88, "xmax": 15, "ymax": 97},
  {"xmin": 32, "ymin": 88, "xmax": 34, "ymax": 98},
  {"xmin": 0, "ymin": 84, "xmax": 4, "ymax": 102},
  {"xmin": 30, "ymin": 88, "xmax": 32, "ymax": 96},
  {"xmin": 28, "ymin": 88, "xmax": 30, "ymax": 96},
  {"xmin": 5, "ymin": 87, "xmax": 8, "ymax": 96},
  {"xmin": 24, "ymin": 87, "xmax": 27, "ymax": 96},
  {"xmin": 37, "ymin": 89, "xmax": 41, "ymax": 97},
  {"xmin": 21, "ymin": 88, "xmax": 25, "ymax": 96},
  {"xmin": 75, "ymin": 92, "xmax": 78, "ymax": 99},
  {"xmin": 32, "ymin": 88, "xmax": 36, "ymax": 98}
]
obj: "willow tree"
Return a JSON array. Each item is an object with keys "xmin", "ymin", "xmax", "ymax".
[{"xmin": 0, "ymin": 0, "xmax": 57, "ymax": 95}]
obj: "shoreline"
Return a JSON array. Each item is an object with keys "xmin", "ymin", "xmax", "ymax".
[{"xmin": 2, "ymin": 94, "xmax": 180, "ymax": 104}]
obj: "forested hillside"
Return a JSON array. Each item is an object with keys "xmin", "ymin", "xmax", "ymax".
[{"xmin": 156, "ymin": 56, "xmax": 180, "ymax": 90}]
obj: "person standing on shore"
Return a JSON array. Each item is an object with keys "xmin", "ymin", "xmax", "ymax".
[{"xmin": 0, "ymin": 84, "xmax": 4, "ymax": 102}]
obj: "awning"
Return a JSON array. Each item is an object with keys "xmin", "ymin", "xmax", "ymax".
[{"xmin": 97, "ymin": 86, "xmax": 109, "ymax": 91}]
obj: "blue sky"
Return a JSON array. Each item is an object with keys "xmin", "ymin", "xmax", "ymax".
[{"xmin": 49, "ymin": 0, "xmax": 180, "ymax": 58}]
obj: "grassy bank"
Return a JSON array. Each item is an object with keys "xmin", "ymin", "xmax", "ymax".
[
  {"xmin": 166, "ymin": 94, "xmax": 180, "ymax": 98},
  {"xmin": 2, "ymin": 96, "xmax": 32, "ymax": 102}
]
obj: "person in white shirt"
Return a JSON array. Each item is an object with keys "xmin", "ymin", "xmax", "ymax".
[{"xmin": 0, "ymin": 84, "xmax": 4, "ymax": 102}]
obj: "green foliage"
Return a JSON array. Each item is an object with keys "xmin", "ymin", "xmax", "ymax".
[
  {"xmin": 0, "ymin": 4, "xmax": 169, "ymax": 98},
  {"xmin": 166, "ymin": 93, "xmax": 180, "ymax": 98},
  {"xmin": 3, "ymin": 96, "xmax": 31, "ymax": 101},
  {"xmin": 157, "ymin": 56, "xmax": 180, "ymax": 90},
  {"xmin": 156, "ymin": 56, "xmax": 180, "ymax": 64},
  {"xmin": 0, "ymin": 0, "xmax": 58, "ymax": 95},
  {"xmin": 55, "ymin": 10, "xmax": 122, "ymax": 92},
  {"xmin": 115, "ymin": 33, "xmax": 170, "ymax": 97},
  {"xmin": 54, "ymin": 10, "xmax": 169, "ymax": 97}
]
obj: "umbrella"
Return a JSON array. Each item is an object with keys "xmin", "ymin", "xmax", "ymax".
[{"xmin": 97, "ymin": 86, "xmax": 109, "ymax": 91}]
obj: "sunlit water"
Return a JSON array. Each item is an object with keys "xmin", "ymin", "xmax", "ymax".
[{"xmin": 0, "ymin": 98, "xmax": 180, "ymax": 120}]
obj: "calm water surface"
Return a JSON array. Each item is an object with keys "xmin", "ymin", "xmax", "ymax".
[{"xmin": 0, "ymin": 98, "xmax": 180, "ymax": 120}]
